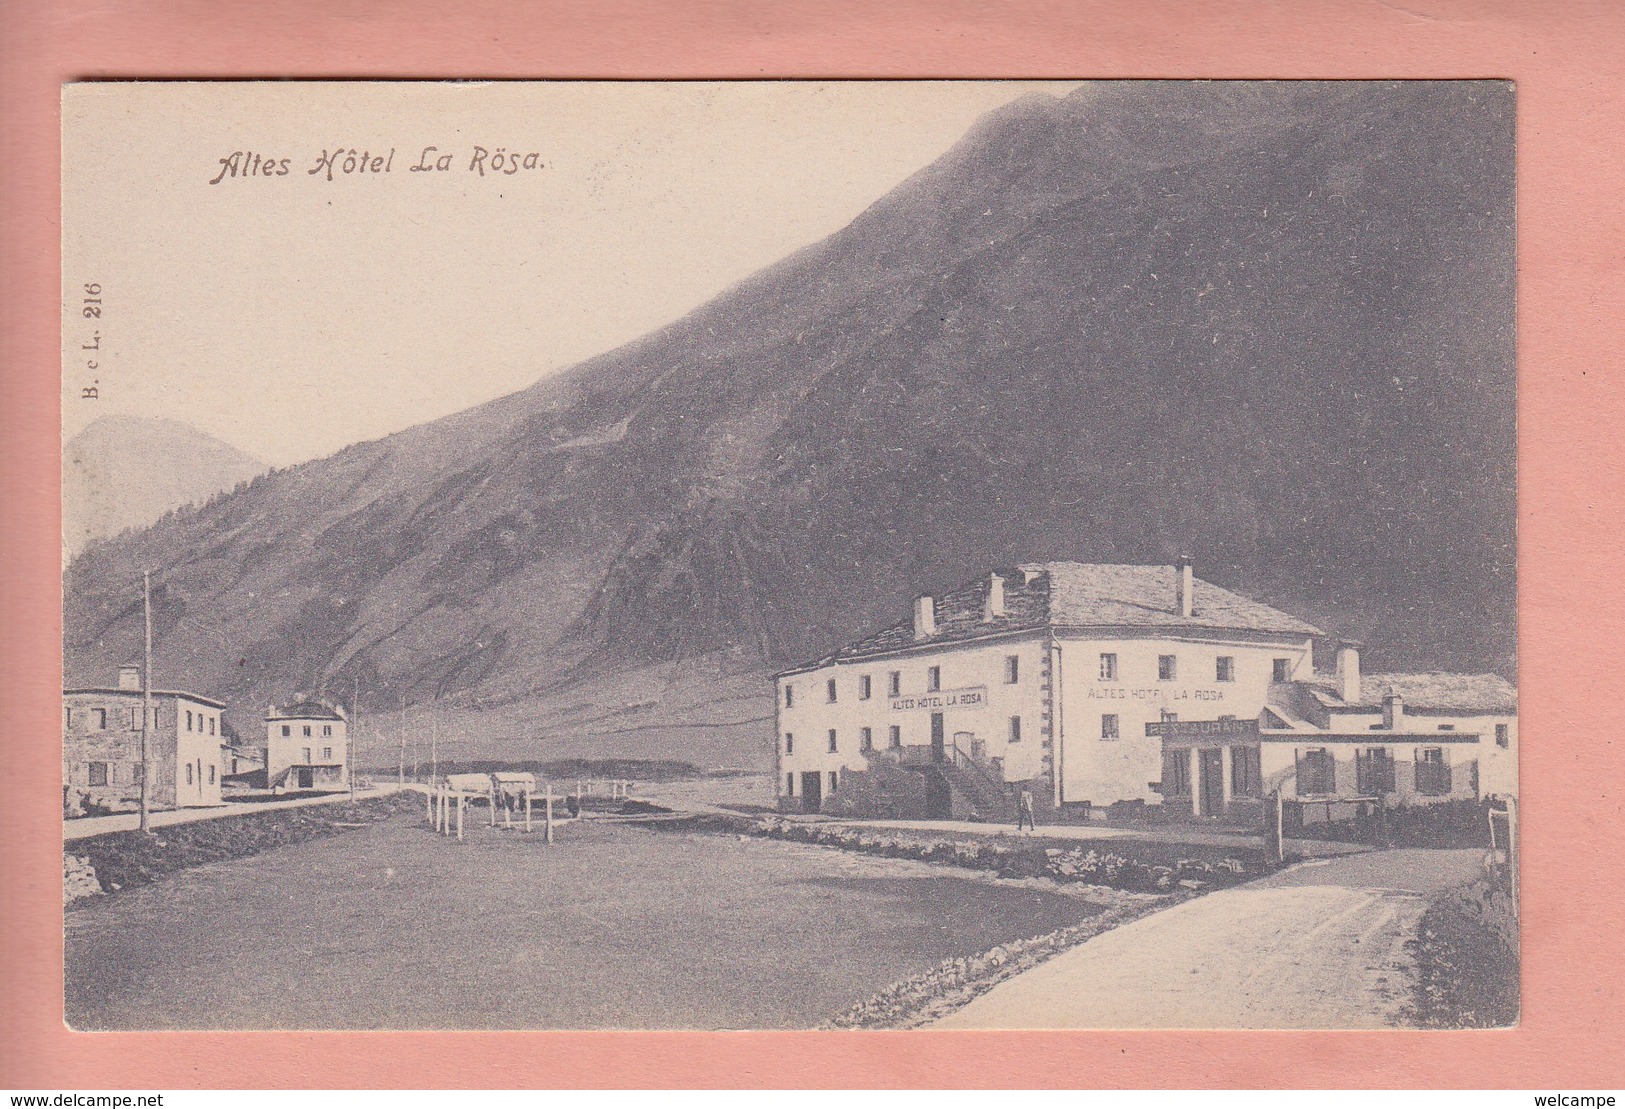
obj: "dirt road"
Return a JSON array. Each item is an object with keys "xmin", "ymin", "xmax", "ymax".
[{"xmin": 935, "ymin": 848, "xmax": 1484, "ymax": 1029}]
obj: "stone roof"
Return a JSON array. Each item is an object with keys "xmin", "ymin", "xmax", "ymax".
[
  {"xmin": 824, "ymin": 562, "xmax": 1321, "ymax": 665},
  {"xmin": 266, "ymin": 699, "xmax": 345, "ymax": 721},
  {"xmin": 1295, "ymin": 672, "xmax": 1517, "ymax": 714},
  {"xmin": 62, "ymin": 687, "xmax": 227, "ymax": 709},
  {"xmin": 1044, "ymin": 563, "xmax": 1322, "ymax": 635},
  {"xmin": 1361, "ymin": 672, "xmax": 1518, "ymax": 714}
]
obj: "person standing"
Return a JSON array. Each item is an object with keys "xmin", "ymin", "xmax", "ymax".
[{"xmin": 1017, "ymin": 787, "xmax": 1037, "ymax": 832}]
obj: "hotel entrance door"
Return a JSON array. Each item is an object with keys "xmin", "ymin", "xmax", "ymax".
[
  {"xmin": 800, "ymin": 770, "xmax": 823, "ymax": 813},
  {"xmin": 1198, "ymin": 748, "xmax": 1224, "ymax": 817}
]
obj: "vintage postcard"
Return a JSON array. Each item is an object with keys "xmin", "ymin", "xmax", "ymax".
[{"xmin": 60, "ymin": 79, "xmax": 1517, "ymax": 1032}]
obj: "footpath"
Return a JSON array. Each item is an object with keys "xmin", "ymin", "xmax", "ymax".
[
  {"xmin": 934, "ymin": 847, "xmax": 1484, "ymax": 1029},
  {"xmin": 63, "ymin": 783, "xmax": 407, "ymax": 841}
]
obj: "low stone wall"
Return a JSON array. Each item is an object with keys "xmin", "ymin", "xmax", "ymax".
[
  {"xmin": 63, "ymin": 855, "xmax": 102, "ymax": 904},
  {"xmin": 825, "ymin": 891, "xmax": 1190, "ymax": 1029},
  {"xmin": 64, "ymin": 791, "xmax": 418, "ymax": 906},
  {"xmin": 1405, "ymin": 876, "xmax": 1519, "ymax": 1028},
  {"xmin": 654, "ymin": 811, "xmax": 1266, "ymax": 893}
]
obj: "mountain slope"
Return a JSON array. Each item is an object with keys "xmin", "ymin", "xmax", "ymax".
[
  {"xmin": 63, "ymin": 81, "xmax": 1515, "ymax": 766},
  {"xmin": 63, "ymin": 415, "xmax": 268, "ymax": 557}
]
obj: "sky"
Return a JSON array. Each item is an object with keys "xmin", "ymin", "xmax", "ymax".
[{"xmin": 62, "ymin": 80, "xmax": 1079, "ymax": 467}]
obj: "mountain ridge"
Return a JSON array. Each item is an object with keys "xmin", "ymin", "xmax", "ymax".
[{"xmin": 63, "ymin": 81, "xmax": 1515, "ymax": 766}]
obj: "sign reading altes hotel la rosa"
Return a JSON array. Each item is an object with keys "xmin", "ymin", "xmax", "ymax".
[{"xmin": 889, "ymin": 686, "xmax": 988, "ymax": 713}]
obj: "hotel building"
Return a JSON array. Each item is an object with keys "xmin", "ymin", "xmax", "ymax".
[{"xmin": 773, "ymin": 562, "xmax": 1516, "ymax": 821}]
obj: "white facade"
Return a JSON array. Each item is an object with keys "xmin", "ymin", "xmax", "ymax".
[
  {"xmin": 776, "ymin": 632, "xmax": 1051, "ymax": 808},
  {"xmin": 1052, "ymin": 629, "xmax": 1312, "ymax": 807},
  {"xmin": 773, "ymin": 562, "xmax": 1516, "ymax": 817},
  {"xmin": 265, "ymin": 701, "xmax": 349, "ymax": 792}
]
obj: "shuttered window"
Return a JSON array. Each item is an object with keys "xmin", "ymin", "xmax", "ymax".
[
  {"xmin": 1356, "ymin": 748, "xmax": 1396, "ymax": 794},
  {"xmin": 1296, "ymin": 748, "xmax": 1335, "ymax": 795},
  {"xmin": 1415, "ymin": 748, "xmax": 1451, "ymax": 796}
]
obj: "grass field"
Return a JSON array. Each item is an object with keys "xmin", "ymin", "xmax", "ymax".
[{"xmin": 65, "ymin": 809, "xmax": 1121, "ymax": 1030}]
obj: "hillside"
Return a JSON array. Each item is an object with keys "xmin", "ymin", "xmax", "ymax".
[
  {"xmin": 63, "ymin": 415, "xmax": 268, "ymax": 558},
  {"xmin": 62, "ymin": 81, "xmax": 1515, "ymax": 768}
]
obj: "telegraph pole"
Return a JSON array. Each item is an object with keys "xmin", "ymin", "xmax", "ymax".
[
  {"xmin": 349, "ymin": 676, "xmax": 360, "ymax": 800},
  {"xmin": 398, "ymin": 694, "xmax": 407, "ymax": 789},
  {"xmin": 139, "ymin": 570, "xmax": 153, "ymax": 833}
]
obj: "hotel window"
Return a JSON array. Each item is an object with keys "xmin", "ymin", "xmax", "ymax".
[
  {"xmin": 828, "ymin": 729, "xmax": 838, "ymax": 753},
  {"xmin": 281, "ymin": 725, "xmax": 291, "ymax": 737},
  {"xmin": 1296, "ymin": 748, "xmax": 1335, "ymax": 795},
  {"xmin": 1438, "ymin": 724, "xmax": 1455, "ymax": 732},
  {"xmin": 784, "ymin": 733, "xmax": 794, "ymax": 755},
  {"xmin": 322, "ymin": 747, "xmax": 332, "ymax": 760},
  {"xmin": 209, "ymin": 765, "xmax": 216, "ymax": 785},
  {"xmin": 1004, "ymin": 656, "xmax": 1020, "ymax": 684},
  {"xmin": 1496, "ymin": 723, "xmax": 1509, "ymax": 748},
  {"xmin": 1099, "ymin": 653, "xmax": 1118, "ymax": 681},
  {"xmin": 1161, "ymin": 750, "xmax": 1189, "ymax": 795},
  {"xmin": 186, "ymin": 710, "xmax": 193, "ymax": 731},
  {"xmin": 323, "ymin": 725, "xmax": 332, "ymax": 737},
  {"xmin": 860, "ymin": 727, "xmax": 873, "ymax": 752},
  {"xmin": 186, "ymin": 763, "xmax": 194, "ymax": 785},
  {"xmin": 65, "ymin": 707, "xmax": 72, "ymax": 728},
  {"xmin": 1216, "ymin": 656, "xmax": 1236, "ymax": 682},
  {"xmin": 784, "ymin": 685, "xmax": 794, "ymax": 709},
  {"xmin": 302, "ymin": 747, "xmax": 312, "ymax": 763},
  {"xmin": 1101, "ymin": 714, "xmax": 1120, "ymax": 741},
  {"xmin": 827, "ymin": 678, "xmax": 838, "ymax": 703},
  {"xmin": 888, "ymin": 671, "xmax": 901, "ymax": 698},
  {"xmin": 859, "ymin": 675, "xmax": 872, "ymax": 700},
  {"xmin": 1009, "ymin": 716, "xmax": 1022, "ymax": 743},
  {"xmin": 127, "ymin": 708, "xmax": 137, "ymax": 729},
  {"xmin": 1273, "ymin": 658, "xmax": 1292, "ymax": 683},
  {"xmin": 93, "ymin": 708, "xmax": 107, "ymax": 730},
  {"xmin": 88, "ymin": 762, "xmax": 108, "ymax": 787},
  {"xmin": 303, "ymin": 725, "xmax": 312, "ymax": 737},
  {"xmin": 209, "ymin": 716, "xmax": 216, "ymax": 735},
  {"xmin": 927, "ymin": 666, "xmax": 941, "ymax": 692},
  {"xmin": 829, "ymin": 770, "xmax": 839, "ymax": 793},
  {"xmin": 1158, "ymin": 655, "xmax": 1176, "ymax": 681},
  {"xmin": 1357, "ymin": 748, "xmax": 1396, "ymax": 794},
  {"xmin": 888, "ymin": 725, "xmax": 901, "ymax": 748},
  {"xmin": 1415, "ymin": 747, "xmax": 1451, "ymax": 796},
  {"xmin": 786, "ymin": 773, "xmax": 794, "ymax": 795}
]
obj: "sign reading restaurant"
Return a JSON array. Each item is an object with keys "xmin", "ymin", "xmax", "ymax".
[
  {"xmin": 890, "ymin": 686, "xmax": 988, "ymax": 713},
  {"xmin": 1143, "ymin": 717, "xmax": 1260, "ymax": 738}
]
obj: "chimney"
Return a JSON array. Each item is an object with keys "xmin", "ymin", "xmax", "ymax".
[
  {"xmin": 913, "ymin": 595, "xmax": 936, "ymax": 640},
  {"xmin": 1382, "ymin": 692, "xmax": 1405, "ymax": 732},
  {"xmin": 117, "ymin": 665, "xmax": 141, "ymax": 691},
  {"xmin": 1336, "ymin": 644, "xmax": 1362, "ymax": 704},
  {"xmin": 1175, "ymin": 558, "xmax": 1195, "ymax": 619},
  {"xmin": 983, "ymin": 573, "xmax": 1006, "ymax": 622}
]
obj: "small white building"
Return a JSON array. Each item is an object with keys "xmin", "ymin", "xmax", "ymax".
[
  {"xmin": 265, "ymin": 699, "xmax": 349, "ymax": 793},
  {"xmin": 773, "ymin": 562, "xmax": 1516, "ymax": 820}
]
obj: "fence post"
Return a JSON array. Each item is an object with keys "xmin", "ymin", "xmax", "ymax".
[
  {"xmin": 524, "ymin": 789, "xmax": 532, "ymax": 833},
  {"xmin": 545, "ymin": 785, "xmax": 555, "ymax": 845},
  {"xmin": 1274, "ymin": 790, "xmax": 1285, "ymax": 862},
  {"xmin": 1506, "ymin": 795, "xmax": 1519, "ymax": 919},
  {"xmin": 456, "ymin": 793, "xmax": 464, "ymax": 841}
]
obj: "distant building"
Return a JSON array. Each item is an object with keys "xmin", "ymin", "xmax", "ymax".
[
  {"xmin": 63, "ymin": 665, "xmax": 228, "ymax": 812},
  {"xmin": 265, "ymin": 700, "xmax": 349, "ymax": 793},
  {"xmin": 773, "ymin": 562, "xmax": 1516, "ymax": 820}
]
